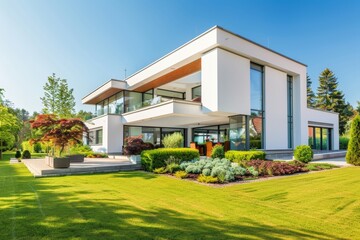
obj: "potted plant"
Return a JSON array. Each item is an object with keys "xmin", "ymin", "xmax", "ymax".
[{"xmin": 30, "ymin": 114, "xmax": 89, "ymax": 168}]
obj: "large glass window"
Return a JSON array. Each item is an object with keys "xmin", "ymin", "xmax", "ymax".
[
  {"xmin": 192, "ymin": 124, "xmax": 229, "ymax": 144},
  {"xmin": 250, "ymin": 63, "xmax": 264, "ymax": 149},
  {"xmin": 124, "ymin": 91, "xmax": 142, "ymax": 112},
  {"xmin": 156, "ymin": 89, "xmax": 185, "ymax": 100},
  {"xmin": 124, "ymin": 126, "xmax": 186, "ymax": 147},
  {"xmin": 308, "ymin": 126, "xmax": 332, "ymax": 150},
  {"xmin": 287, "ymin": 76, "xmax": 293, "ymax": 148},
  {"xmin": 229, "ymin": 115, "xmax": 247, "ymax": 150},
  {"xmin": 89, "ymin": 128, "xmax": 103, "ymax": 145},
  {"xmin": 192, "ymin": 85, "xmax": 201, "ymax": 100}
]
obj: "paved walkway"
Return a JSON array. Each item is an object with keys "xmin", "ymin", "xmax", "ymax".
[
  {"xmin": 311, "ymin": 157, "xmax": 351, "ymax": 166},
  {"xmin": 22, "ymin": 157, "xmax": 141, "ymax": 177}
]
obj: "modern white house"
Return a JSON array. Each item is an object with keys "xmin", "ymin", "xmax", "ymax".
[{"xmin": 82, "ymin": 26, "xmax": 339, "ymax": 154}]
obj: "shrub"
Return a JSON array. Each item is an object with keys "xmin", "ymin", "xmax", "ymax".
[
  {"xmin": 339, "ymin": 136, "xmax": 350, "ymax": 150},
  {"xmin": 123, "ymin": 135, "xmax": 154, "ymax": 155},
  {"xmin": 174, "ymin": 171, "xmax": 188, "ymax": 179},
  {"xmin": 346, "ymin": 115, "xmax": 360, "ymax": 166},
  {"xmin": 166, "ymin": 163, "xmax": 181, "ymax": 174},
  {"xmin": 33, "ymin": 142, "xmax": 42, "ymax": 153},
  {"xmin": 70, "ymin": 144, "xmax": 93, "ymax": 155},
  {"xmin": 15, "ymin": 150, "xmax": 21, "ymax": 159},
  {"xmin": 141, "ymin": 148, "xmax": 199, "ymax": 171},
  {"xmin": 294, "ymin": 145, "xmax": 313, "ymax": 163},
  {"xmin": 211, "ymin": 145, "xmax": 225, "ymax": 159},
  {"xmin": 153, "ymin": 167, "xmax": 167, "ymax": 174},
  {"xmin": 22, "ymin": 150, "xmax": 31, "ymax": 159},
  {"xmin": 86, "ymin": 153, "xmax": 108, "ymax": 158},
  {"xmin": 202, "ymin": 168, "xmax": 211, "ymax": 176},
  {"xmin": 225, "ymin": 150, "xmax": 266, "ymax": 163},
  {"xmin": 162, "ymin": 132, "xmax": 183, "ymax": 148},
  {"xmin": 197, "ymin": 174, "xmax": 218, "ymax": 183},
  {"xmin": 246, "ymin": 160, "xmax": 308, "ymax": 176}
]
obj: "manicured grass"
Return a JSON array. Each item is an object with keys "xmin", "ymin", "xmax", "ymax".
[
  {"xmin": 306, "ymin": 162, "xmax": 339, "ymax": 171},
  {"xmin": 1, "ymin": 160, "xmax": 360, "ymax": 239}
]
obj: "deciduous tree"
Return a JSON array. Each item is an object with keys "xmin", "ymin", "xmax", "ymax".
[
  {"xmin": 0, "ymin": 106, "xmax": 20, "ymax": 159},
  {"xmin": 41, "ymin": 73, "xmax": 75, "ymax": 118}
]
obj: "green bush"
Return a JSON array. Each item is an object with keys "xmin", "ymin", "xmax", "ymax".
[
  {"xmin": 15, "ymin": 150, "xmax": 21, "ymax": 159},
  {"xmin": 33, "ymin": 142, "xmax": 42, "ymax": 153},
  {"xmin": 211, "ymin": 145, "xmax": 225, "ymax": 159},
  {"xmin": 293, "ymin": 145, "xmax": 313, "ymax": 163},
  {"xmin": 141, "ymin": 148, "xmax": 199, "ymax": 171},
  {"xmin": 162, "ymin": 132, "xmax": 183, "ymax": 148},
  {"xmin": 346, "ymin": 115, "xmax": 360, "ymax": 166},
  {"xmin": 339, "ymin": 136, "xmax": 349, "ymax": 150},
  {"xmin": 225, "ymin": 150, "xmax": 266, "ymax": 163},
  {"xmin": 174, "ymin": 170, "xmax": 188, "ymax": 179},
  {"xmin": 153, "ymin": 167, "xmax": 167, "ymax": 174},
  {"xmin": 22, "ymin": 150, "xmax": 31, "ymax": 159},
  {"xmin": 197, "ymin": 174, "xmax": 218, "ymax": 183}
]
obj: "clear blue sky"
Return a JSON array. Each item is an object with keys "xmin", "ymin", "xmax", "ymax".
[{"xmin": 0, "ymin": 0, "xmax": 359, "ymax": 114}]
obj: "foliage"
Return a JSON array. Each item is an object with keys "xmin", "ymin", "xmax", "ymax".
[
  {"xmin": 75, "ymin": 110, "xmax": 94, "ymax": 121},
  {"xmin": 0, "ymin": 105, "xmax": 20, "ymax": 159},
  {"xmin": 153, "ymin": 167, "xmax": 167, "ymax": 174},
  {"xmin": 339, "ymin": 136, "xmax": 350, "ymax": 150},
  {"xmin": 346, "ymin": 115, "xmax": 360, "ymax": 166},
  {"xmin": 174, "ymin": 170, "xmax": 188, "ymax": 179},
  {"xmin": 246, "ymin": 160, "xmax": 308, "ymax": 176},
  {"xmin": 162, "ymin": 132, "xmax": 183, "ymax": 148},
  {"xmin": 41, "ymin": 73, "xmax": 75, "ymax": 118},
  {"xmin": 69, "ymin": 144, "xmax": 93, "ymax": 155},
  {"xmin": 22, "ymin": 150, "xmax": 31, "ymax": 159},
  {"xmin": 211, "ymin": 144, "xmax": 225, "ymax": 159},
  {"xmin": 294, "ymin": 145, "xmax": 313, "ymax": 163},
  {"xmin": 86, "ymin": 153, "xmax": 108, "ymax": 158},
  {"xmin": 306, "ymin": 163, "xmax": 339, "ymax": 171},
  {"xmin": 225, "ymin": 150, "xmax": 266, "ymax": 163},
  {"xmin": 197, "ymin": 174, "xmax": 218, "ymax": 183},
  {"xmin": 307, "ymin": 74, "xmax": 316, "ymax": 107},
  {"xmin": 356, "ymin": 101, "xmax": 360, "ymax": 114},
  {"xmin": 30, "ymin": 114, "xmax": 89, "ymax": 157},
  {"xmin": 15, "ymin": 150, "xmax": 21, "ymax": 159},
  {"xmin": 141, "ymin": 148, "xmax": 199, "ymax": 171},
  {"xmin": 315, "ymin": 68, "xmax": 353, "ymax": 134},
  {"xmin": 179, "ymin": 158, "xmax": 255, "ymax": 183},
  {"xmin": 123, "ymin": 135, "xmax": 154, "ymax": 155}
]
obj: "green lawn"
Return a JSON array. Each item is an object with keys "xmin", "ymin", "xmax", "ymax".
[{"xmin": 1, "ymin": 160, "xmax": 359, "ymax": 239}]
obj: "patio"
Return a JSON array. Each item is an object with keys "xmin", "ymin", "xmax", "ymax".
[{"xmin": 22, "ymin": 157, "xmax": 141, "ymax": 177}]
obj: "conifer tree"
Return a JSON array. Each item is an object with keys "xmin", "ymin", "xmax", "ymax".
[
  {"xmin": 356, "ymin": 101, "xmax": 360, "ymax": 114},
  {"xmin": 307, "ymin": 75, "xmax": 315, "ymax": 107},
  {"xmin": 315, "ymin": 68, "xmax": 353, "ymax": 134},
  {"xmin": 346, "ymin": 115, "xmax": 360, "ymax": 166}
]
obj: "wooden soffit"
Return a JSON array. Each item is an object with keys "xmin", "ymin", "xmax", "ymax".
[{"xmin": 133, "ymin": 59, "xmax": 201, "ymax": 92}]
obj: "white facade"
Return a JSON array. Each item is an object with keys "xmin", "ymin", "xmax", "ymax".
[{"xmin": 82, "ymin": 26, "xmax": 339, "ymax": 154}]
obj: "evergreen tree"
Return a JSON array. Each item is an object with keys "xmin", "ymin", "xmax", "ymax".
[
  {"xmin": 315, "ymin": 68, "xmax": 353, "ymax": 134},
  {"xmin": 346, "ymin": 115, "xmax": 360, "ymax": 166},
  {"xmin": 356, "ymin": 101, "xmax": 360, "ymax": 114},
  {"xmin": 306, "ymin": 75, "xmax": 315, "ymax": 107},
  {"xmin": 41, "ymin": 73, "xmax": 75, "ymax": 118}
]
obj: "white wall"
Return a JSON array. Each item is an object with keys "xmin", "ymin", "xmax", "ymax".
[
  {"xmin": 201, "ymin": 48, "xmax": 250, "ymax": 115},
  {"xmin": 86, "ymin": 115, "xmax": 123, "ymax": 154},
  {"xmin": 264, "ymin": 66, "xmax": 288, "ymax": 149}
]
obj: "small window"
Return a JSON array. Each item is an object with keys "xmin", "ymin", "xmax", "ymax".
[
  {"xmin": 89, "ymin": 129, "xmax": 103, "ymax": 145},
  {"xmin": 192, "ymin": 85, "xmax": 201, "ymax": 99},
  {"xmin": 156, "ymin": 89, "xmax": 185, "ymax": 100}
]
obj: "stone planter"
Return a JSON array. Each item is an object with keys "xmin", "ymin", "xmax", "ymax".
[
  {"xmin": 67, "ymin": 154, "xmax": 85, "ymax": 163},
  {"xmin": 129, "ymin": 155, "xmax": 141, "ymax": 164},
  {"xmin": 46, "ymin": 156, "xmax": 70, "ymax": 168}
]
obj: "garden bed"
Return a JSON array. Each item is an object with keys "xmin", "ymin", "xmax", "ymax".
[{"xmin": 151, "ymin": 158, "xmax": 340, "ymax": 186}]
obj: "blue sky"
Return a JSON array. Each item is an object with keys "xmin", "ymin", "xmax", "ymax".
[{"xmin": 0, "ymin": 0, "xmax": 359, "ymax": 113}]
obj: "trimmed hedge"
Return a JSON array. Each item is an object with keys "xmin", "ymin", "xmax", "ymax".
[
  {"xmin": 141, "ymin": 148, "xmax": 200, "ymax": 171},
  {"xmin": 225, "ymin": 150, "xmax": 266, "ymax": 163}
]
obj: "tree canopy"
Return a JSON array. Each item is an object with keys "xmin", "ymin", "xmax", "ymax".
[
  {"xmin": 315, "ymin": 68, "xmax": 353, "ymax": 135},
  {"xmin": 0, "ymin": 105, "xmax": 20, "ymax": 159},
  {"xmin": 30, "ymin": 114, "xmax": 89, "ymax": 157},
  {"xmin": 306, "ymin": 75, "xmax": 315, "ymax": 107},
  {"xmin": 41, "ymin": 73, "xmax": 75, "ymax": 118}
]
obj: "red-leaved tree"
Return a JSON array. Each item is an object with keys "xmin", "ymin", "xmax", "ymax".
[{"xmin": 30, "ymin": 114, "xmax": 89, "ymax": 157}]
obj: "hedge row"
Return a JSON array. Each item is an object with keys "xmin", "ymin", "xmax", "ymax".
[
  {"xmin": 141, "ymin": 148, "xmax": 200, "ymax": 171},
  {"xmin": 225, "ymin": 150, "xmax": 266, "ymax": 163}
]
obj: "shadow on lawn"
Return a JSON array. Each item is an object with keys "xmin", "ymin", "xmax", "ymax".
[{"xmin": 0, "ymin": 163, "xmax": 348, "ymax": 240}]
